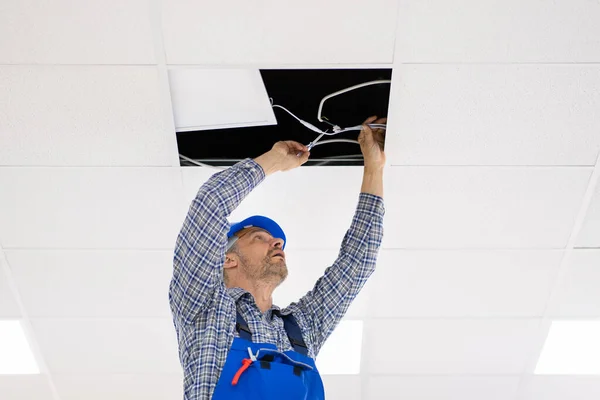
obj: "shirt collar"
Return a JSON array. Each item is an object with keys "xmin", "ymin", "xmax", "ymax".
[
  {"xmin": 226, "ymin": 287, "xmax": 248, "ymax": 302},
  {"xmin": 226, "ymin": 287, "xmax": 284, "ymax": 318}
]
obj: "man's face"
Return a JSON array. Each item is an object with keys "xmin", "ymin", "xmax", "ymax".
[{"xmin": 235, "ymin": 228, "xmax": 287, "ymax": 285}]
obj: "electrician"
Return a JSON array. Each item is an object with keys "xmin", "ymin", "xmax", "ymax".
[{"xmin": 169, "ymin": 116, "xmax": 386, "ymax": 400}]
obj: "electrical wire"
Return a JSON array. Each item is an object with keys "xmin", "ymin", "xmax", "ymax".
[
  {"xmin": 179, "ymin": 154, "xmax": 226, "ymax": 170},
  {"xmin": 317, "ymin": 80, "xmax": 392, "ymax": 122},
  {"xmin": 309, "ymin": 139, "xmax": 359, "ymax": 148},
  {"xmin": 183, "ymin": 96, "xmax": 386, "ymax": 168},
  {"xmin": 312, "ymin": 154, "xmax": 363, "ymax": 166},
  {"xmin": 271, "ymin": 101, "xmax": 386, "ymax": 151}
]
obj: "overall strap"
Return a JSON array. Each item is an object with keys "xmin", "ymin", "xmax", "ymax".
[
  {"xmin": 235, "ymin": 310, "xmax": 252, "ymax": 341},
  {"xmin": 275, "ymin": 310, "xmax": 309, "ymax": 356},
  {"xmin": 235, "ymin": 309, "xmax": 309, "ymax": 357}
]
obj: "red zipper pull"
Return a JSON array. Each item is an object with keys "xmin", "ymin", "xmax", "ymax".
[{"xmin": 231, "ymin": 358, "xmax": 253, "ymax": 386}]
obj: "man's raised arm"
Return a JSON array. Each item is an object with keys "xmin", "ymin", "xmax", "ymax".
[{"xmin": 169, "ymin": 142, "xmax": 310, "ymax": 324}]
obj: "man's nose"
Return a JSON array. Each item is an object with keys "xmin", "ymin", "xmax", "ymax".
[{"xmin": 271, "ymin": 237, "xmax": 284, "ymax": 249}]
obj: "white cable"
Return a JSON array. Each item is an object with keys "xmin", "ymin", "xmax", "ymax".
[
  {"xmin": 310, "ymin": 139, "xmax": 359, "ymax": 147},
  {"xmin": 271, "ymin": 102, "xmax": 386, "ymax": 151},
  {"xmin": 272, "ymin": 105, "xmax": 322, "ymax": 134},
  {"xmin": 179, "ymin": 154, "xmax": 226, "ymax": 170},
  {"xmin": 317, "ymin": 80, "xmax": 391, "ymax": 122}
]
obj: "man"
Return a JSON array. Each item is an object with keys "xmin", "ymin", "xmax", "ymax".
[{"xmin": 169, "ymin": 116, "xmax": 386, "ymax": 399}]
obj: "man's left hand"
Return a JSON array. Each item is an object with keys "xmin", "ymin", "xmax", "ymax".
[{"xmin": 358, "ymin": 116, "xmax": 387, "ymax": 171}]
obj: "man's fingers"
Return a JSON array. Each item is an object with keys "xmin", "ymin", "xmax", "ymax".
[
  {"xmin": 284, "ymin": 140, "xmax": 308, "ymax": 153},
  {"xmin": 363, "ymin": 115, "xmax": 378, "ymax": 125},
  {"xmin": 301, "ymin": 151, "xmax": 310, "ymax": 164}
]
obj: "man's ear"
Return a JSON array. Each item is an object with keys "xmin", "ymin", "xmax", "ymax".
[{"xmin": 224, "ymin": 253, "xmax": 238, "ymax": 270}]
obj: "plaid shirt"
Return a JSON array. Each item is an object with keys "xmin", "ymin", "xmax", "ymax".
[{"xmin": 169, "ymin": 158, "xmax": 385, "ymax": 400}]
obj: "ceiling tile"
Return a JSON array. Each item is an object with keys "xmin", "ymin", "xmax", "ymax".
[
  {"xmin": 0, "ymin": 254, "xmax": 20, "ymax": 318},
  {"xmin": 367, "ymin": 319, "xmax": 541, "ymax": 374},
  {"xmin": 182, "ymin": 165, "xmax": 365, "ymax": 250},
  {"xmin": 6, "ymin": 250, "xmax": 173, "ymax": 318},
  {"xmin": 0, "ymin": 376, "xmax": 54, "ymax": 400},
  {"xmin": 371, "ymin": 250, "xmax": 563, "ymax": 317},
  {"xmin": 321, "ymin": 376, "xmax": 361, "ymax": 400},
  {"xmin": 275, "ymin": 250, "xmax": 372, "ymax": 318},
  {"xmin": 0, "ymin": 0, "xmax": 154, "ymax": 64},
  {"xmin": 0, "ymin": 167, "xmax": 186, "ymax": 249},
  {"xmin": 386, "ymin": 65, "xmax": 600, "ymax": 166},
  {"xmin": 368, "ymin": 376, "xmax": 520, "ymax": 400},
  {"xmin": 395, "ymin": 0, "xmax": 600, "ymax": 63},
  {"xmin": 0, "ymin": 66, "xmax": 176, "ymax": 167},
  {"xmin": 519, "ymin": 376, "xmax": 600, "ymax": 400},
  {"xmin": 31, "ymin": 318, "xmax": 181, "ymax": 374},
  {"xmin": 5, "ymin": 249, "xmax": 371, "ymax": 319},
  {"xmin": 547, "ymin": 250, "xmax": 600, "ymax": 317},
  {"xmin": 161, "ymin": 0, "xmax": 397, "ymax": 65},
  {"xmin": 575, "ymin": 181, "xmax": 600, "ymax": 248},
  {"xmin": 53, "ymin": 374, "xmax": 183, "ymax": 400},
  {"xmin": 383, "ymin": 167, "xmax": 591, "ymax": 248}
]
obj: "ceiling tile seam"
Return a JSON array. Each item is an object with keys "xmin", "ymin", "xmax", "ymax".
[
  {"xmin": 389, "ymin": 165, "xmax": 596, "ymax": 168},
  {"xmin": 21, "ymin": 316, "xmax": 577, "ymax": 321},
  {"xmin": 166, "ymin": 63, "xmax": 394, "ymax": 69},
  {"xmin": 0, "ymin": 247, "xmax": 62, "ymax": 400},
  {"xmin": 0, "ymin": 64, "xmax": 157, "ymax": 67},
  {"xmin": 365, "ymin": 373, "xmax": 524, "ymax": 377},
  {"xmin": 514, "ymin": 146, "xmax": 600, "ymax": 397},
  {"xmin": 0, "ymin": 165, "xmax": 185, "ymax": 168},
  {"xmin": 390, "ymin": 0, "xmax": 402, "ymax": 65},
  {"xmin": 358, "ymin": 284, "xmax": 375, "ymax": 399},
  {"xmin": 0, "ymin": 247, "xmax": 575, "ymax": 251},
  {"xmin": 4, "ymin": 62, "xmax": 599, "ymax": 66},
  {"xmin": 398, "ymin": 62, "xmax": 600, "ymax": 66},
  {"xmin": 148, "ymin": 0, "xmax": 181, "ymax": 168}
]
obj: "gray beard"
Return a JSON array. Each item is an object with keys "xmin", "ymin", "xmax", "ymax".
[{"xmin": 240, "ymin": 254, "xmax": 288, "ymax": 285}]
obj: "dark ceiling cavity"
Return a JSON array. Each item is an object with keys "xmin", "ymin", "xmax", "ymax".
[{"xmin": 177, "ymin": 69, "xmax": 392, "ymax": 167}]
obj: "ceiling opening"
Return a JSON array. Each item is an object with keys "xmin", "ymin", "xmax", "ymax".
[{"xmin": 176, "ymin": 69, "xmax": 392, "ymax": 167}]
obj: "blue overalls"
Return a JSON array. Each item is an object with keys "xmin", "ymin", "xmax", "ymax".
[{"xmin": 211, "ymin": 309, "xmax": 326, "ymax": 399}]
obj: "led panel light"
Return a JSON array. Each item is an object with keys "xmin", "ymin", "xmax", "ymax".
[
  {"xmin": 316, "ymin": 320, "xmax": 363, "ymax": 375},
  {"xmin": 535, "ymin": 320, "xmax": 600, "ymax": 374},
  {"xmin": 168, "ymin": 68, "xmax": 276, "ymax": 132},
  {"xmin": 0, "ymin": 320, "xmax": 40, "ymax": 374}
]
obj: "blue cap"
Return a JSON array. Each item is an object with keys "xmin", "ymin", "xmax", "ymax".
[{"xmin": 227, "ymin": 215, "xmax": 286, "ymax": 250}]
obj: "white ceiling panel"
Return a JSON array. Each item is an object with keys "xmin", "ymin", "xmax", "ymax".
[
  {"xmin": 368, "ymin": 376, "xmax": 520, "ymax": 400},
  {"xmin": 161, "ymin": 0, "xmax": 398, "ymax": 65},
  {"xmin": 547, "ymin": 250, "xmax": 600, "ymax": 317},
  {"xmin": 371, "ymin": 250, "xmax": 563, "ymax": 318},
  {"xmin": 0, "ymin": 0, "xmax": 155, "ymax": 64},
  {"xmin": 0, "ymin": 376, "xmax": 54, "ymax": 400},
  {"xmin": 0, "ymin": 66, "xmax": 176, "ymax": 167},
  {"xmin": 169, "ymin": 68, "xmax": 276, "ymax": 132},
  {"xmin": 386, "ymin": 65, "xmax": 600, "ymax": 166},
  {"xmin": 519, "ymin": 376, "xmax": 600, "ymax": 400},
  {"xmin": 183, "ymin": 166, "xmax": 590, "ymax": 249},
  {"xmin": 182, "ymin": 165, "xmax": 365, "ymax": 250},
  {"xmin": 0, "ymin": 253, "xmax": 21, "ymax": 318},
  {"xmin": 275, "ymin": 250, "xmax": 372, "ymax": 318},
  {"xmin": 575, "ymin": 181, "xmax": 600, "ymax": 248},
  {"xmin": 321, "ymin": 376, "xmax": 361, "ymax": 400},
  {"xmin": 395, "ymin": 0, "xmax": 600, "ymax": 63},
  {"xmin": 31, "ymin": 318, "xmax": 181, "ymax": 374},
  {"xmin": 6, "ymin": 250, "xmax": 173, "ymax": 318},
  {"xmin": 0, "ymin": 167, "xmax": 186, "ymax": 249},
  {"xmin": 53, "ymin": 374, "xmax": 183, "ymax": 400},
  {"xmin": 368, "ymin": 319, "xmax": 541, "ymax": 374},
  {"xmin": 383, "ymin": 167, "xmax": 592, "ymax": 249}
]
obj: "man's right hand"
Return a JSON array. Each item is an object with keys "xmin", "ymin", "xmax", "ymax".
[{"xmin": 254, "ymin": 141, "xmax": 310, "ymax": 176}]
